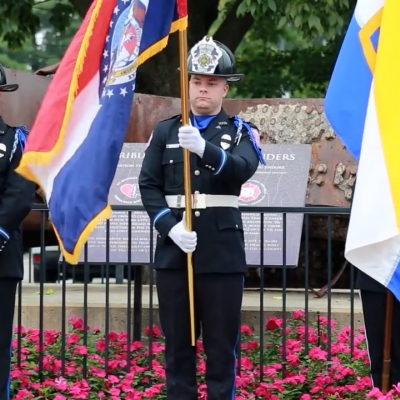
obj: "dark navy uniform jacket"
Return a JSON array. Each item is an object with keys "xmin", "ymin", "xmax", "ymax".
[
  {"xmin": 0, "ymin": 117, "xmax": 35, "ymax": 279},
  {"xmin": 356, "ymin": 269, "xmax": 386, "ymax": 293},
  {"xmin": 138, "ymin": 109, "xmax": 263, "ymax": 274}
]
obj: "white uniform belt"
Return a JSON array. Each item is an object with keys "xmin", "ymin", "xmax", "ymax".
[{"xmin": 165, "ymin": 194, "xmax": 239, "ymax": 209}]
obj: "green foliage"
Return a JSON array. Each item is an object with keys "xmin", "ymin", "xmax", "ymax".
[
  {"xmin": 230, "ymin": 31, "xmax": 345, "ymax": 98},
  {"xmin": 236, "ymin": 0, "xmax": 353, "ymax": 40},
  {"xmin": 229, "ymin": 0, "xmax": 356, "ymax": 98},
  {"xmin": 0, "ymin": 1, "xmax": 39, "ymax": 49},
  {"xmin": 47, "ymin": 2, "xmax": 77, "ymax": 32},
  {"xmin": 0, "ymin": 0, "xmax": 87, "ymax": 50},
  {"xmin": 0, "ymin": 0, "xmax": 81, "ymax": 72}
]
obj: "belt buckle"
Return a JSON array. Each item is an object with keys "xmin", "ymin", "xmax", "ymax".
[
  {"xmin": 192, "ymin": 193, "xmax": 206, "ymax": 209},
  {"xmin": 176, "ymin": 194, "xmax": 182, "ymax": 208}
]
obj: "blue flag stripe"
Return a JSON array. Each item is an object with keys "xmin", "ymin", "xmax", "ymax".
[{"xmin": 324, "ymin": 14, "xmax": 375, "ymax": 160}]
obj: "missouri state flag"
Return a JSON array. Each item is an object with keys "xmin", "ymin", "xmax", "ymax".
[
  {"xmin": 16, "ymin": 0, "xmax": 188, "ymax": 264},
  {"xmin": 325, "ymin": 0, "xmax": 400, "ymax": 299}
]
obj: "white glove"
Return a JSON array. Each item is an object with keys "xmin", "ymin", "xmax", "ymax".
[
  {"xmin": 178, "ymin": 125, "xmax": 206, "ymax": 157},
  {"xmin": 168, "ymin": 212, "xmax": 197, "ymax": 253}
]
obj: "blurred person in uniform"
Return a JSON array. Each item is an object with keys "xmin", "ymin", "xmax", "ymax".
[
  {"xmin": 357, "ymin": 269, "xmax": 400, "ymax": 390},
  {"xmin": 139, "ymin": 36, "xmax": 266, "ymax": 400},
  {"xmin": 0, "ymin": 63, "xmax": 36, "ymax": 400}
]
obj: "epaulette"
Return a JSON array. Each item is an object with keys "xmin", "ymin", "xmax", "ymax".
[
  {"xmin": 231, "ymin": 115, "xmax": 266, "ymax": 165},
  {"xmin": 9, "ymin": 125, "xmax": 28, "ymax": 162}
]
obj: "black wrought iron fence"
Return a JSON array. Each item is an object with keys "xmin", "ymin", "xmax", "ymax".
[{"xmin": 13, "ymin": 205, "xmax": 364, "ymax": 399}]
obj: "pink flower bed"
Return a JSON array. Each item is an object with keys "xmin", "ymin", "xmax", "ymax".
[{"xmin": 9, "ymin": 311, "xmax": 400, "ymax": 399}]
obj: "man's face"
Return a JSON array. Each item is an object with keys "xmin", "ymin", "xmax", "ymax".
[{"xmin": 189, "ymin": 75, "xmax": 229, "ymax": 115}]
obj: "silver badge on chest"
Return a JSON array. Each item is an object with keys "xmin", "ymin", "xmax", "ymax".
[{"xmin": 220, "ymin": 134, "xmax": 231, "ymax": 150}]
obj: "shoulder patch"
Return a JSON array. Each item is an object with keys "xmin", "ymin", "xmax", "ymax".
[
  {"xmin": 250, "ymin": 127, "xmax": 261, "ymax": 147},
  {"xmin": 232, "ymin": 115, "xmax": 266, "ymax": 165},
  {"xmin": 9, "ymin": 125, "xmax": 29, "ymax": 162}
]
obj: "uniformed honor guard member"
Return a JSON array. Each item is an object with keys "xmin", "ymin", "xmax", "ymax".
[
  {"xmin": 139, "ymin": 36, "xmax": 266, "ymax": 400},
  {"xmin": 0, "ymin": 63, "xmax": 36, "ymax": 400},
  {"xmin": 357, "ymin": 269, "xmax": 400, "ymax": 390}
]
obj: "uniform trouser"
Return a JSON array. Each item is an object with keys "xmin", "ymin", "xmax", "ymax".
[
  {"xmin": 360, "ymin": 289, "xmax": 400, "ymax": 390},
  {"xmin": 0, "ymin": 278, "xmax": 19, "ymax": 400},
  {"xmin": 156, "ymin": 269, "xmax": 244, "ymax": 400}
]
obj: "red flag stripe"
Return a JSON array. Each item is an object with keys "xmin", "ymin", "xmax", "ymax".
[{"xmin": 176, "ymin": 0, "xmax": 187, "ymax": 18}]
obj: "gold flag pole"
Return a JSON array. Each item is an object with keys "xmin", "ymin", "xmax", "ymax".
[{"xmin": 178, "ymin": 27, "xmax": 196, "ymax": 346}]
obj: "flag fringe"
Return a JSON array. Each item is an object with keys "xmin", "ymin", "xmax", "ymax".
[
  {"xmin": 53, "ymin": 205, "xmax": 112, "ymax": 265},
  {"xmin": 171, "ymin": 15, "xmax": 188, "ymax": 34},
  {"xmin": 136, "ymin": 16, "xmax": 188, "ymax": 68}
]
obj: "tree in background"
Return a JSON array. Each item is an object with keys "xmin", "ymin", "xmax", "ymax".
[
  {"xmin": 0, "ymin": 1, "xmax": 80, "ymax": 72},
  {"xmin": 0, "ymin": 0, "xmax": 355, "ymax": 98}
]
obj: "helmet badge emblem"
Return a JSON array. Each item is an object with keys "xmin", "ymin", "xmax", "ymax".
[{"xmin": 190, "ymin": 36, "xmax": 223, "ymax": 74}]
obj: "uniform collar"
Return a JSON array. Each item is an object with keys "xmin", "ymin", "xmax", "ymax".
[
  {"xmin": 189, "ymin": 108, "xmax": 230, "ymax": 142},
  {"xmin": 189, "ymin": 108, "xmax": 229, "ymax": 122}
]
